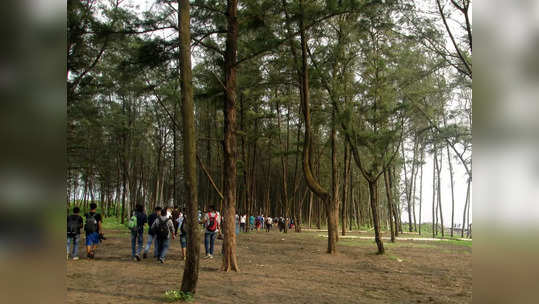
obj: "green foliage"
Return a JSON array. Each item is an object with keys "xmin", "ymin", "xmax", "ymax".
[
  {"xmin": 101, "ymin": 216, "xmax": 127, "ymax": 231},
  {"xmin": 164, "ymin": 290, "xmax": 194, "ymax": 302}
]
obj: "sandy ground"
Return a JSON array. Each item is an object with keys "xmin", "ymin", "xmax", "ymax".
[{"xmin": 66, "ymin": 228, "xmax": 471, "ymax": 304}]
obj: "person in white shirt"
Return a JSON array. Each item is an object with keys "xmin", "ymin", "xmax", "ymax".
[
  {"xmin": 240, "ymin": 214, "xmax": 247, "ymax": 232},
  {"xmin": 265, "ymin": 216, "xmax": 273, "ymax": 232}
]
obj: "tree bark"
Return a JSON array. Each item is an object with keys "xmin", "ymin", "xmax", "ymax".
[
  {"xmin": 221, "ymin": 0, "xmax": 240, "ymax": 272},
  {"xmin": 368, "ymin": 180, "xmax": 384, "ymax": 254},
  {"xmin": 446, "ymin": 145, "xmax": 456, "ymax": 237},
  {"xmin": 418, "ymin": 150, "xmax": 424, "ymax": 235},
  {"xmin": 436, "ymin": 150, "xmax": 445, "ymax": 238},
  {"xmin": 341, "ymin": 142, "xmax": 350, "ymax": 236},
  {"xmin": 178, "ymin": 0, "xmax": 201, "ymax": 292},
  {"xmin": 432, "ymin": 153, "xmax": 436, "ymax": 237},
  {"xmin": 383, "ymin": 169, "xmax": 395, "ymax": 242}
]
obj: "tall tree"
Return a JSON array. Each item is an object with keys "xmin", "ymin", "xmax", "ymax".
[{"xmin": 178, "ymin": 0, "xmax": 201, "ymax": 293}]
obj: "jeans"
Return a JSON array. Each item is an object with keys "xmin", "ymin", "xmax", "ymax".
[
  {"xmin": 131, "ymin": 229, "xmax": 144, "ymax": 257},
  {"xmin": 144, "ymin": 234, "xmax": 158, "ymax": 257},
  {"xmin": 180, "ymin": 234, "xmax": 187, "ymax": 248},
  {"xmin": 67, "ymin": 234, "xmax": 80, "ymax": 258},
  {"xmin": 204, "ymin": 231, "xmax": 217, "ymax": 255},
  {"xmin": 157, "ymin": 238, "xmax": 170, "ymax": 260}
]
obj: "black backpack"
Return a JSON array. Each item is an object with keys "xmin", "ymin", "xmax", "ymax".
[
  {"xmin": 85, "ymin": 213, "xmax": 98, "ymax": 233},
  {"xmin": 157, "ymin": 218, "xmax": 170, "ymax": 240},
  {"xmin": 180, "ymin": 217, "xmax": 186, "ymax": 235},
  {"xmin": 67, "ymin": 216, "xmax": 80, "ymax": 237}
]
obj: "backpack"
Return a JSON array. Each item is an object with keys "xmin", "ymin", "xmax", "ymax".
[
  {"xmin": 127, "ymin": 214, "xmax": 138, "ymax": 230},
  {"xmin": 85, "ymin": 213, "xmax": 98, "ymax": 233},
  {"xmin": 157, "ymin": 218, "xmax": 170, "ymax": 240},
  {"xmin": 67, "ymin": 216, "xmax": 80, "ymax": 237},
  {"xmin": 180, "ymin": 217, "xmax": 186, "ymax": 235},
  {"xmin": 207, "ymin": 212, "xmax": 218, "ymax": 232}
]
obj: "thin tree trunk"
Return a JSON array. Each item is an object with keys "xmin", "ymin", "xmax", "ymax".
[
  {"xmin": 432, "ymin": 153, "xmax": 436, "ymax": 237},
  {"xmin": 383, "ymin": 169, "xmax": 395, "ymax": 242},
  {"xmin": 446, "ymin": 145, "xmax": 456, "ymax": 237},
  {"xmin": 341, "ymin": 142, "xmax": 350, "ymax": 236},
  {"xmin": 418, "ymin": 150, "xmax": 424, "ymax": 235},
  {"xmin": 368, "ymin": 180, "xmax": 385, "ymax": 254},
  {"xmin": 436, "ymin": 150, "xmax": 445, "ymax": 238},
  {"xmin": 402, "ymin": 142, "xmax": 412, "ymax": 232},
  {"xmin": 308, "ymin": 191, "xmax": 313, "ymax": 228},
  {"xmin": 178, "ymin": 0, "xmax": 201, "ymax": 291},
  {"xmin": 221, "ymin": 0, "xmax": 240, "ymax": 272}
]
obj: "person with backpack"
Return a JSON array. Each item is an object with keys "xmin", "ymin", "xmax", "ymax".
[
  {"xmin": 172, "ymin": 206, "xmax": 180, "ymax": 236},
  {"xmin": 128, "ymin": 204, "xmax": 147, "ymax": 261},
  {"xmin": 67, "ymin": 207, "xmax": 83, "ymax": 260},
  {"xmin": 203, "ymin": 205, "xmax": 220, "ymax": 259},
  {"xmin": 150, "ymin": 207, "xmax": 175, "ymax": 263},
  {"xmin": 143, "ymin": 206, "xmax": 161, "ymax": 259},
  {"xmin": 178, "ymin": 212, "xmax": 187, "ymax": 260},
  {"xmin": 278, "ymin": 217, "xmax": 285, "ymax": 233},
  {"xmin": 84, "ymin": 203, "xmax": 102, "ymax": 259}
]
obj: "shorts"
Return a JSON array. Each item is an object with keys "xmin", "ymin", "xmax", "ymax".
[
  {"xmin": 180, "ymin": 234, "xmax": 187, "ymax": 248},
  {"xmin": 86, "ymin": 232, "xmax": 100, "ymax": 246}
]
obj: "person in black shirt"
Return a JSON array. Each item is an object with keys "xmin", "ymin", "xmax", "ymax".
[
  {"xmin": 143, "ymin": 206, "xmax": 161, "ymax": 259},
  {"xmin": 67, "ymin": 207, "xmax": 83, "ymax": 260},
  {"xmin": 131, "ymin": 204, "xmax": 147, "ymax": 261},
  {"xmin": 84, "ymin": 203, "xmax": 102, "ymax": 259}
]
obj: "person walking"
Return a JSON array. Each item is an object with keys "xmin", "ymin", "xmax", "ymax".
[
  {"xmin": 240, "ymin": 214, "xmax": 246, "ymax": 232},
  {"xmin": 150, "ymin": 208, "xmax": 175, "ymax": 263},
  {"xmin": 178, "ymin": 212, "xmax": 187, "ymax": 260},
  {"xmin": 84, "ymin": 203, "xmax": 103, "ymax": 259},
  {"xmin": 143, "ymin": 206, "xmax": 161, "ymax": 259},
  {"xmin": 67, "ymin": 207, "xmax": 83, "ymax": 260},
  {"xmin": 249, "ymin": 214, "xmax": 255, "ymax": 231},
  {"xmin": 203, "ymin": 205, "xmax": 220, "ymax": 259},
  {"xmin": 265, "ymin": 216, "xmax": 273, "ymax": 232},
  {"xmin": 128, "ymin": 204, "xmax": 147, "ymax": 261}
]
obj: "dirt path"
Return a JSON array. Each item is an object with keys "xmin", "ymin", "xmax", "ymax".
[{"xmin": 66, "ymin": 229, "xmax": 471, "ymax": 304}]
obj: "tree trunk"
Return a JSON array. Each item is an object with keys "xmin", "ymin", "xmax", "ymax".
[
  {"xmin": 221, "ymin": 0, "xmax": 239, "ymax": 272},
  {"xmin": 330, "ymin": 106, "xmax": 339, "ymax": 242},
  {"xmin": 446, "ymin": 145, "xmax": 456, "ymax": 237},
  {"xmin": 436, "ymin": 150, "xmax": 444, "ymax": 238},
  {"xmin": 432, "ymin": 153, "xmax": 436, "ymax": 237},
  {"xmin": 178, "ymin": 0, "xmax": 201, "ymax": 292},
  {"xmin": 341, "ymin": 142, "xmax": 350, "ymax": 236},
  {"xmin": 308, "ymin": 191, "xmax": 313, "ymax": 228},
  {"xmin": 383, "ymin": 169, "xmax": 395, "ymax": 242},
  {"xmin": 418, "ymin": 150, "xmax": 424, "ymax": 235},
  {"xmin": 295, "ymin": 0, "xmax": 334, "ymax": 253},
  {"xmin": 388, "ymin": 167, "xmax": 399, "ymax": 237},
  {"xmin": 402, "ymin": 142, "xmax": 413, "ymax": 232},
  {"xmin": 368, "ymin": 180, "xmax": 384, "ymax": 254}
]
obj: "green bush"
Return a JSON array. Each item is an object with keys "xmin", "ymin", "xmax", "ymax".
[{"xmin": 163, "ymin": 290, "xmax": 194, "ymax": 302}]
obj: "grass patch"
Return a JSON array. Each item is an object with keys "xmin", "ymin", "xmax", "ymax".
[
  {"xmin": 163, "ymin": 290, "xmax": 193, "ymax": 302},
  {"xmin": 102, "ymin": 216, "xmax": 128, "ymax": 230},
  {"xmin": 443, "ymin": 239, "xmax": 472, "ymax": 247}
]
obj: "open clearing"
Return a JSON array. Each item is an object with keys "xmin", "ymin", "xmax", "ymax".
[{"xmin": 66, "ymin": 228, "xmax": 471, "ymax": 304}]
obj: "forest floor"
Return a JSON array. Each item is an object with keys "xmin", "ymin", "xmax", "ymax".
[{"xmin": 66, "ymin": 228, "xmax": 472, "ymax": 304}]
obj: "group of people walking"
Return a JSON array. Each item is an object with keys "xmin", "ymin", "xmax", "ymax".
[
  {"xmin": 66, "ymin": 203, "xmax": 222, "ymax": 263},
  {"xmin": 250, "ymin": 215, "xmax": 295, "ymax": 232},
  {"xmin": 67, "ymin": 204, "xmax": 296, "ymax": 263}
]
